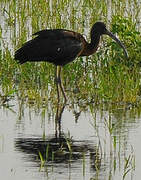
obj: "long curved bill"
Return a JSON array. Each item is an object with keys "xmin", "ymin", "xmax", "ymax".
[{"xmin": 105, "ymin": 30, "xmax": 128, "ymax": 58}]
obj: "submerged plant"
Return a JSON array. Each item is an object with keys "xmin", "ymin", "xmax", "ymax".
[{"xmin": 123, "ymin": 147, "xmax": 135, "ymax": 180}]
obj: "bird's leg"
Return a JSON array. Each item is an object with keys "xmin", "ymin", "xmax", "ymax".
[
  {"xmin": 55, "ymin": 66, "xmax": 61, "ymax": 104},
  {"xmin": 55, "ymin": 66, "xmax": 67, "ymax": 103},
  {"xmin": 56, "ymin": 66, "xmax": 67, "ymax": 103},
  {"xmin": 57, "ymin": 66, "xmax": 67, "ymax": 103}
]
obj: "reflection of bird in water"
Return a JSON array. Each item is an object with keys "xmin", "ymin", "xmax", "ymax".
[
  {"xmin": 73, "ymin": 110, "xmax": 82, "ymax": 123},
  {"xmin": 15, "ymin": 22, "xmax": 128, "ymax": 102},
  {"xmin": 55, "ymin": 103, "xmax": 65, "ymax": 138},
  {"xmin": 15, "ymin": 137, "xmax": 101, "ymax": 168}
]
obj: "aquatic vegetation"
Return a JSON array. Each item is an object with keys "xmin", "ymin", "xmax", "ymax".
[
  {"xmin": 0, "ymin": 0, "xmax": 141, "ymax": 179},
  {"xmin": 0, "ymin": 1, "xmax": 140, "ymax": 107}
]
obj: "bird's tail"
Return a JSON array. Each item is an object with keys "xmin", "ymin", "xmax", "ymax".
[{"xmin": 14, "ymin": 48, "xmax": 27, "ymax": 64}]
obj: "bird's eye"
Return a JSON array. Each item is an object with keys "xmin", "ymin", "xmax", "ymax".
[{"xmin": 57, "ymin": 47, "xmax": 61, "ymax": 52}]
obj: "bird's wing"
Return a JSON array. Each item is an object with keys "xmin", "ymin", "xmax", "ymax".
[
  {"xmin": 33, "ymin": 29, "xmax": 75, "ymax": 38},
  {"xmin": 15, "ymin": 29, "xmax": 83, "ymax": 65}
]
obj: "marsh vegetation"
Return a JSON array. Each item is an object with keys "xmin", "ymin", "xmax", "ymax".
[{"xmin": 0, "ymin": 0, "xmax": 141, "ymax": 180}]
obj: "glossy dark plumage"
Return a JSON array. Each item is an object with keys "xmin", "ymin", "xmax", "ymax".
[
  {"xmin": 15, "ymin": 29, "xmax": 83, "ymax": 66},
  {"xmin": 15, "ymin": 22, "xmax": 128, "ymax": 102},
  {"xmin": 15, "ymin": 22, "xmax": 128, "ymax": 66}
]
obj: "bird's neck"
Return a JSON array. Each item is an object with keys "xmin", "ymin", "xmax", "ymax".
[
  {"xmin": 89, "ymin": 32, "xmax": 101, "ymax": 51},
  {"xmin": 79, "ymin": 32, "xmax": 101, "ymax": 56}
]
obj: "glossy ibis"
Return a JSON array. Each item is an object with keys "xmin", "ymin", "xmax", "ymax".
[{"xmin": 15, "ymin": 22, "xmax": 128, "ymax": 102}]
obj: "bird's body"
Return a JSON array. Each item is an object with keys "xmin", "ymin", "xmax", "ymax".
[
  {"xmin": 15, "ymin": 29, "xmax": 82, "ymax": 65},
  {"xmin": 15, "ymin": 22, "xmax": 128, "ymax": 102},
  {"xmin": 15, "ymin": 28, "xmax": 100, "ymax": 66}
]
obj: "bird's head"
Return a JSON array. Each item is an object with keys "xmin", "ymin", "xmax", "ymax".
[
  {"xmin": 91, "ymin": 22, "xmax": 107, "ymax": 35},
  {"xmin": 91, "ymin": 22, "xmax": 128, "ymax": 58}
]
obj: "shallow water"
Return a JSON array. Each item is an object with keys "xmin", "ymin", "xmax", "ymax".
[
  {"xmin": 0, "ymin": 98, "xmax": 141, "ymax": 180},
  {"xmin": 0, "ymin": 0, "xmax": 141, "ymax": 180}
]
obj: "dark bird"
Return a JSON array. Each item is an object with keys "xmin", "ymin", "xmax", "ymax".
[{"xmin": 15, "ymin": 22, "xmax": 128, "ymax": 103}]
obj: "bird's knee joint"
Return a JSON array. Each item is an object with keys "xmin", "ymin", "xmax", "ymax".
[{"xmin": 55, "ymin": 77, "xmax": 61, "ymax": 84}]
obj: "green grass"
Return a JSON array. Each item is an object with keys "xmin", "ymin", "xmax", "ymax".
[
  {"xmin": 0, "ymin": 0, "xmax": 140, "ymax": 110},
  {"xmin": 0, "ymin": 2, "xmax": 140, "ymax": 179}
]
